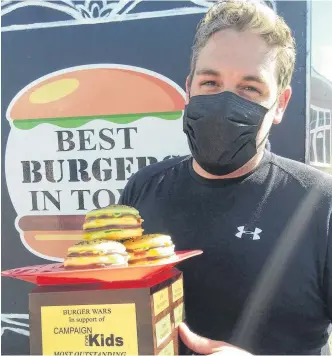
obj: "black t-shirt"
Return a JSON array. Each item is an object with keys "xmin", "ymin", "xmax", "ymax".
[{"xmin": 119, "ymin": 150, "xmax": 332, "ymax": 355}]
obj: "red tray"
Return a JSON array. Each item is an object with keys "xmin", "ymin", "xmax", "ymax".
[{"xmin": 1, "ymin": 250, "xmax": 202, "ymax": 286}]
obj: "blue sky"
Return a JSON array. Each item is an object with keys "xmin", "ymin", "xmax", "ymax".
[{"xmin": 311, "ymin": 0, "xmax": 332, "ymax": 82}]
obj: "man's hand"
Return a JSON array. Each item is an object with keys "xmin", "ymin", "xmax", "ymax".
[{"xmin": 179, "ymin": 323, "xmax": 253, "ymax": 355}]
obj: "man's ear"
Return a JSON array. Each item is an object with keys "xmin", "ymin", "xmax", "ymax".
[
  {"xmin": 273, "ymin": 86, "xmax": 292, "ymax": 124},
  {"xmin": 185, "ymin": 76, "xmax": 191, "ymax": 104}
]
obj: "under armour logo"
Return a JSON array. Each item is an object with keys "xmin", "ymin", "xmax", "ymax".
[{"xmin": 235, "ymin": 226, "xmax": 262, "ymax": 240}]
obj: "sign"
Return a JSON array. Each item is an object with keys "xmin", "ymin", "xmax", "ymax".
[
  {"xmin": 40, "ymin": 303, "xmax": 138, "ymax": 355},
  {"xmin": 171, "ymin": 279, "xmax": 183, "ymax": 302},
  {"xmin": 155, "ymin": 314, "xmax": 172, "ymax": 347},
  {"xmin": 5, "ymin": 65, "xmax": 188, "ymax": 261},
  {"xmin": 158, "ymin": 340, "xmax": 174, "ymax": 356},
  {"xmin": 153, "ymin": 287, "xmax": 170, "ymax": 316},
  {"xmin": 173, "ymin": 303, "xmax": 184, "ymax": 328}
]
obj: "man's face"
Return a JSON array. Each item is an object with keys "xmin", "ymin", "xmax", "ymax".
[{"xmin": 187, "ymin": 29, "xmax": 292, "ymax": 146}]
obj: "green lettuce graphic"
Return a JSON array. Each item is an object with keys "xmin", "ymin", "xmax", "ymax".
[{"xmin": 13, "ymin": 111, "xmax": 183, "ymax": 130}]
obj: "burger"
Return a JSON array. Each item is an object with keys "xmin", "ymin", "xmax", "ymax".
[
  {"xmin": 9, "ymin": 66, "xmax": 185, "ymax": 129},
  {"xmin": 64, "ymin": 239, "xmax": 129, "ymax": 269}
]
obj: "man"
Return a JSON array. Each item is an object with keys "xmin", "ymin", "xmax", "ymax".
[{"xmin": 120, "ymin": 0, "xmax": 332, "ymax": 354}]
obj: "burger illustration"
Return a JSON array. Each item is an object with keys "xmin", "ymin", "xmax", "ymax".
[
  {"xmin": 6, "ymin": 65, "xmax": 186, "ymax": 261},
  {"xmin": 9, "ymin": 66, "xmax": 185, "ymax": 129}
]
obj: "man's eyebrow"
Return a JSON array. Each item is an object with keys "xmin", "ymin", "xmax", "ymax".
[
  {"xmin": 195, "ymin": 71, "xmax": 266, "ymax": 85},
  {"xmin": 195, "ymin": 68, "xmax": 220, "ymax": 76},
  {"xmin": 242, "ymin": 75, "xmax": 266, "ymax": 84}
]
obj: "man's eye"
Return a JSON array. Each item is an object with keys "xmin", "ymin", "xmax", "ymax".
[
  {"xmin": 244, "ymin": 86, "xmax": 261, "ymax": 94},
  {"xmin": 201, "ymin": 81, "xmax": 217, "ymax": 87}
]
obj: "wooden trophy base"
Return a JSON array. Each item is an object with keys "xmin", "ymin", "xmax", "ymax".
[{"xmin": 29, "ymin": 268, "xmax": 184, "ymax": 355}]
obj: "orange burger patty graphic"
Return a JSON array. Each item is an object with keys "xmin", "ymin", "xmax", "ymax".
[
  {"xmin": 18, "ymin": 215, "xmax": 85, "ymax": 257},
  {"xmin": 10, "ymin": 67, "xmax": 185, "ymax": 129}
]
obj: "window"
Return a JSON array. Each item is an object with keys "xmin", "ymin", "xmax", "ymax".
[
  {"xmin": 310, "ymin": 108, "xmax": 317, "ymax": 129},
  {"xmin": 309, "ymin": 106, "xmax": 331, "ymax": 167},
  {"xmin": 309, "ymin": 1, "xmax": 332, "ymax": 172},
  {"xmin": 326, "ymin": 130, "xmax": 331, "ymax": 163},
  {"xmin": 316, "ymin": 131, "xmax": 324, "ymax": 163}
]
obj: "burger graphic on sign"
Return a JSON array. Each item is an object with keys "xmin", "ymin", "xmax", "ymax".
[{"xmin": 6, "ymin": 65, "xmax": 188, "ymax": 261}]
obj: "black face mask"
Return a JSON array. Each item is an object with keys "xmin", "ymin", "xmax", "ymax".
[{"xmin": 183, "ymin": 91, "xmax": 269, "ymax": 175}]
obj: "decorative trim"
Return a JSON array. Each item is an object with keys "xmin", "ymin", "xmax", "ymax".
[
  {"xmin": 1, "ymin": 314, "xmax": 30, "ymax": 337},
  {"xmin": 1, "ymin": 0, "xmax": 277, "ymax": 32}
]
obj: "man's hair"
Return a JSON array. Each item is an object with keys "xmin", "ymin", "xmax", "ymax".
[{"xmin": 189, "ymin": 0, "xmax": 296, "ymax": 91}]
